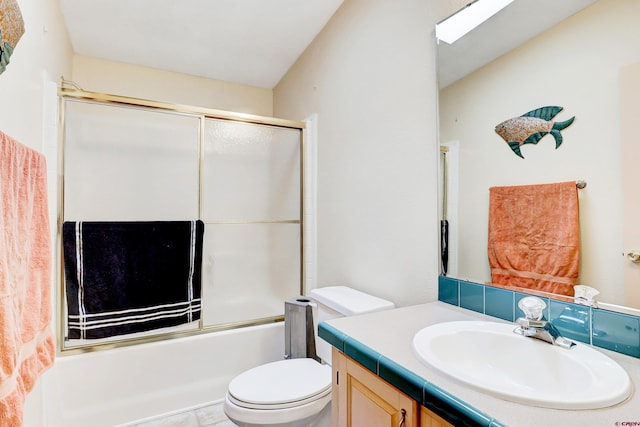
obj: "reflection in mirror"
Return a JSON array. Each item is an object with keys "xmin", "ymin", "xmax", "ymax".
[{"xmin": 437, "ymin": 0, "xmax": 640, "ymax": 309}]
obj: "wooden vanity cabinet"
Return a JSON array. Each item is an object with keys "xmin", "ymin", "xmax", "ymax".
[
  {"xmin": 332, "ymin": 349, "xmax": 453, "ymax": 427},
  {"xmin": 332, "ymin": 348, "xmax": 418, "ymax": 427},
  {"xmin": 420, "ymin": 406, "xmax": 454, "ymax": 427}
]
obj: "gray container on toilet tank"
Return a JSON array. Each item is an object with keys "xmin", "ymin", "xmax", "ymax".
[
  {"xmin": 284, "ymin": 287, "xmax": 396, "ymax": 364},
  {"xmin": 284, "ymin": 297, "xmax": 319, "ymax": 361}
]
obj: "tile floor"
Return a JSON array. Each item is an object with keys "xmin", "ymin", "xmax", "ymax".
[{"xmin": 125, "ymin": 401, "xmax": 236, "ymax": 427}]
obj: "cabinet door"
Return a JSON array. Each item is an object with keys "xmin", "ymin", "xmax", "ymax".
[
  {"xmin": 420, "ymin": 406, "xmax": 454, "ymax": 427},
  {"xmin": 333, "ymin": 348, "xmax": 418, "ymax": 427}
]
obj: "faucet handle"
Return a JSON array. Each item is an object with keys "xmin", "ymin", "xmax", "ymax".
[
  {"xmin": 518, "ymin": 296, "xmax": 547, "ymax": 321},
  {"xmin": 514, "ymin": 318, "xmax": 538, "ymax": 337},
  {"xmin": 516, "ymin": 318, "xmax": 546, "ymax": 328}
]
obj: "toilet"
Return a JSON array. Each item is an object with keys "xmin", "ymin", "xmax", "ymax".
[{"xmin": 223, "ymin": 286, "xmax": 395, "ymax": 427}]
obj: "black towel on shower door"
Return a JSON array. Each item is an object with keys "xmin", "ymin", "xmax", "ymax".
[
  {"xmin": 441, "ymin": 219, "xmax": 449, "ymax": 276},
  {"xmin": 62, "ymin": 220, "xmax": 204, "ymax": 339}
]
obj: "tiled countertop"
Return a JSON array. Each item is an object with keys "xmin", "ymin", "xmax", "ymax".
[{"xmin": 319, "ymin": 302, "xmax": 640, "ymax": 427}]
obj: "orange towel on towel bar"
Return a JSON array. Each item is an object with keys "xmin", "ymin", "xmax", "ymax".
[
  {"xmin": 0, "ymin": 131, "xmax": 55, "ymax": 426},
  {"xmin": 488, "ymin": 181, "xmax": 580, "ymax": 296}
]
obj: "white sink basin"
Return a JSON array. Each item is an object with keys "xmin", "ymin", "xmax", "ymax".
[{"xmin": 413, "ymin": 321, "xmax": 632, "ymax": 409}]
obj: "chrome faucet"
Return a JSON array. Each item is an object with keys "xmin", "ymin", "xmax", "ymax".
[
  {"xmin": 514, "ymin": 317, "xmax": 576, "ymax": 349},
  {"xmin": 514, "ymin": 296, "xmax": 576, "ymax": 349}
]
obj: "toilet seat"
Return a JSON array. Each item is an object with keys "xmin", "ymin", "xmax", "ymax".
[
  {"xmin": 227, "ymin": 388, "xmax": 331, "ymax": 410},
  {"xmin": 224, "ymin": 392, "xmax": 331, "ymax": 426},
  {"xmin": 227, "ymin": 358, "xmax": 332, "ymax": 410}
]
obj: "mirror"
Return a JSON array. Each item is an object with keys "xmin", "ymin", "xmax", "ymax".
[{"xmin": 437, "ymin": 0, "xmax": 640, "ymax": 309}]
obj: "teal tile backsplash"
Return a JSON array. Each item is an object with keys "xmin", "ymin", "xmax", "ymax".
[
  {"xmin": 592, "ymin": 309, "xmax": 640, "ymax": 358},
  {"xmin": 550, "ymin": 299, "xmax": 590, "ymax": 344},
  {"xmin": 459, "ymin": 281, "xmax": 483, "ymax": 313},
  {"xmin": 484, "ymin": 287, "xmax": 514, "ymax": 321},
  {"xmin": 438, "ymin": 275, "xmax": 640, "ymax": 359},
  {"xmin": 515, "ymin": 292, "xmax": 550, "ymax": 320},
  {"xmin": 438, "ymin": 276, "xmax": 458, "ymax": 306}
]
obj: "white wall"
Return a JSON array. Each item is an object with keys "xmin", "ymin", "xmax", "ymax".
[
  {"xmin": 620, "ymin": 63, "xmax": 640, "ymax": 308},
  {"xmin": 274, "ymin": 0, "xmax": 445, "ymax": 307},
  {"xmin": 0, "ymin": 1, "xmax": 73, "ymax": 426},
  {"xmin": 0, "ymin": 0, "xmax": 72, "ymax": 146},
  {"xmin": 439, "ymin": 0, "xmax": 639, "ymax": 305},
  {"xmin": 72, "ymin": 55, "xmax": 274, "ymax": 116}
]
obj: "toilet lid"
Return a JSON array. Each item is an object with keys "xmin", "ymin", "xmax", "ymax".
[{"xmin": 228, "ymin": 358, "xmax": 331, "ymax": 407}]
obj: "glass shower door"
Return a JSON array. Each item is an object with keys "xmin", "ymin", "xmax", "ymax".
[{"xmin": 201, "ymin": 119, "xmax": 302, "ymax": 326}]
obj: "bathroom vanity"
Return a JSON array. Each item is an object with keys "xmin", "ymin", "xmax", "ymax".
[
  {"xmin": 332, "ymin": 348, "xmax": 451, "ymax": 426},
  {"xmin": 320, "ymin": 302, "xmax": 640, "ymax": 427}
]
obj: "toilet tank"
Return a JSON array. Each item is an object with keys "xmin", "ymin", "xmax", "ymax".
[{"xmin": 309, "ymin": 286, "xmax": 395, "ymax": 364}]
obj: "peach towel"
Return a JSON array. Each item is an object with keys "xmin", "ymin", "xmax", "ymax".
[
  {"xmin": 0, "ymin": 131, "xmax": 54, "ymax": 426},
  {"xmin": 488, "ymin": 182, "xmax": 580, "ymax": 296}
]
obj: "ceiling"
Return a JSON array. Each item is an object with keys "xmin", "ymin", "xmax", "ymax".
[
  {"xmin": 437, "ymin": 0, "xmax": 598, "ymax": 89},
  {"xmin": 60, "ymin": 0, "xmax": 598, "ymax": 92},
  {"xmin": 59, "ymin": 0, "xmax": 344, "ymax": 89}
]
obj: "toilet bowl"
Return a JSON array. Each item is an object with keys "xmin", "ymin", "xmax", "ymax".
[{"xmin": 223, "ymin": 286, "xmax": 394, "ymax": 427}]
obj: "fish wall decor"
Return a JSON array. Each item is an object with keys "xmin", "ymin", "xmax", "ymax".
[
  {"xmin": 0, "ymin": 0, "xmax": 25, "ymax": 76},
  {"xmin": 495, "ymin": 106, "xmax": 575, "ymax": 158}
]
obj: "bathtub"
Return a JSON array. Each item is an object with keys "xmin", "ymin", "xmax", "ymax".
[{"xmin": 35, "ymin": 323, "xmax": 284, "ymax": 426}]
